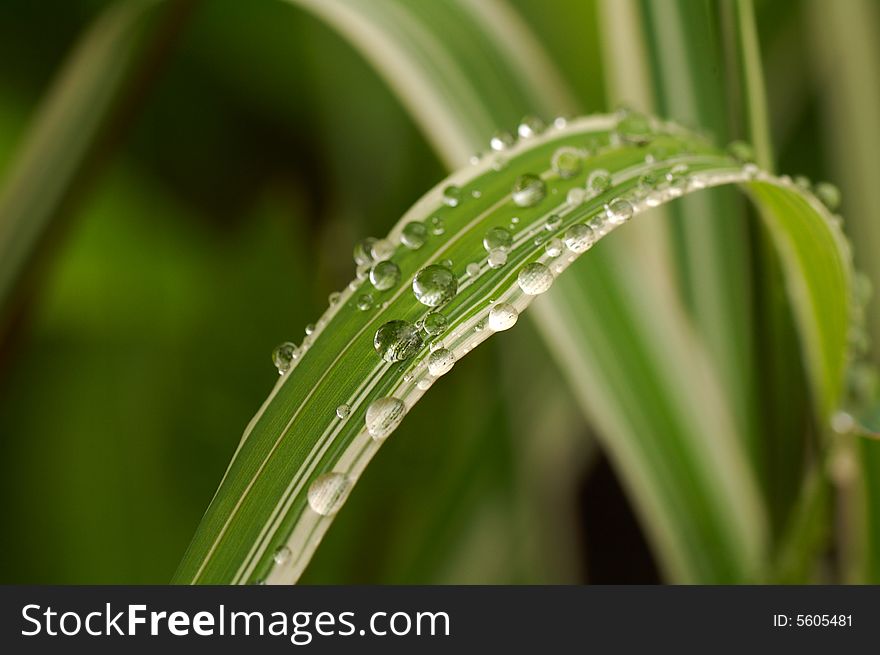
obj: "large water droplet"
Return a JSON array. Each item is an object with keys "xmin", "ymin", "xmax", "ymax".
[
  {"xmin": 370, "ymin": 260, "xmax": 401, "ymax": 291},
  {"xmin": 443, "ymin": 185, "xmax": 463, "ymax": 207},
  {"xmin": 488, "ymin": 303, "xmax": 518, "ymax": 331},
  {"xmin": 551, "ymin": 147, "xmax": 582, "ymax": 179},
  {"xmin": 374, "ymin": 320, "xmax": 423, "ymax": 362},
  {"xmin": 517, "ymin": 115, "xmax": 545, "ymax": 138},
  {"xmin": 466, "ymin": 262, "xmax": 481, "ymax": 277},
  {"xmin": 487, "ymin": 249, "xmax": 508, "ymax": 268},
  {"xmin": 371, "ymin": 239, "xmax": 395, "ymax": 261},
  {"xmin": 512, "ymin": 174, "xmax": 547, "ymax": 207},
  {"xmin": 353, "ymin": 237, "xmax": 377, "ymax": 266},
  {"xmin": 365, "ymin": 396, "xmax": 406, "ymax": 439},
  {"xmin": 483, "ymin": 226, "xmax": 512, "ymax": 251},
  {"xmin": 272, "ymin": 342, "xmax": 297, "ymax": 375},
  {"xmin": 490, "ymin": 130, "xmax": 515, "ymax": 151},
  {"xmin": 423, "ymin": 311, "xmax": 448, "ymax": 335},
  {"xmin": 401, "ymin": 221, "xmax": 428, "ymax": 249},
  {"xmin": 564, "ymin": 223, "xmax": 595, "ymax": 252},
  {"xmin": 307, "ymin": 472, "xmax": 353, "ymax": 515},
  {"xmin": 606, "ymin": 198, "xmax": 634, "ymax": 225},
  {"xmin": 428, "ymin": 348, "xmax": 456, "ymax": 376},
  {"xmin": 815, "ymin": 181, "xmax": 841, "ymax": 211},
  {"xmin": 336, "ymin": 404, "xmax": 351, "ymax": 419},
  {"xmin": 587, "ymin": 169, "xmax": 611, "ymax": 194},
  {"xmin": 413, "ymin": 264, "xmax": 457, "ymax": 307},
  {"xmin": 517, "ymin": 262, "xmax": 554, "ymax": 295}
]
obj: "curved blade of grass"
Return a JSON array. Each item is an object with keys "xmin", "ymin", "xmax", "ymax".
[
  {"xmin": 173, "ymin": 115, "xmax": 852, "ymax": 584},
  {"xmin": 0, "ymin": 0, "xmax": 186, "ymax": 325}
]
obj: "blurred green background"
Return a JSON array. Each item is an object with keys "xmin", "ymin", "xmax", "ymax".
[{"xmin": 0, "ymin": 0, "xmax": 876, "ymax": 583}]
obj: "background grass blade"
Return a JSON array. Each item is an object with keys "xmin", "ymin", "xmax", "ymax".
[
  {"xmin": 0, "ymin": 0, "xmax": 191, "ymax": 328},
  {"xmin": 173, "ymin": 116, "xmax": 852, "ymax": 583}
]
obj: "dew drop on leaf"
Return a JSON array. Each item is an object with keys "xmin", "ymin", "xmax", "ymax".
[
  {"xmin": 606, "ymin": 198, "xmax": 634, "ymax": 225},
  {"xmin": 545, "ymin": 238, "xmax": 563, "ymax": 258},
  {"xmin": 336, "ymin": 404, "xmax": 351, "ymax": 419},
  {"xmin": 307, "ymin": 472, "xmax": 353, "ymax": 515},
  {"xmin": 401, "ymin": 221, "xmax": 428, "ymax": 249},
  {"xmin": 487, "ymin": 249, "xmax": 508, "ymax": 268},
  {"xmin": 483, "ymin": 226, "xmax": 512, "ymax": 251},
  {"xmin": 517, "ymin": 262, "xmax": 554, "ymax": 295},
  {"xmin": 587, "ymin": 169, "xmax": 611, "ymax": 194},
  {"xmin": 272, "ymin": 342, "xmax": 297, "ymax": 375},
  {"xmin": 564, "ymin": 223, "xmax": 595, "ymax": 253},
  {"xmin": 512, "ymin": 173, "xmax": 547, "ymax": 207},
  {"xmin": 423, "ymin": 311, "xmax": 448, "ymax": 335},
  {"xmin": 273, "ymin": 545, "xmax": 291, "ymax": 565},
  {"xmin": 374, "ymin": 320, "xmax": 423, "ymax": 362},
  {"xmin": 427, "ymin": 348, "xmax": 456, "ymax": 376},
  {"xmin": 443, "ymin": 185, "xmax": 463, "ymax": 207},
  {"xmin": 370, "ymin": 260, "xmax": 401, "ymax": 291},
  {"xmin": 365, "ymin": 396, "xmax": 406, "ymax": 439},
  {"xmin": 353, "ymin": 237, "xmax": 377, "ymax": 266},
  {"xmin": 488, "ymin": 303, "xmax": 518, "ymax": 331},
  {"xmin": 815, "ymin": 181, "xmax": 841, "ymax": 211},
  {"xmin": 551, "ymin": 146, "xmax": 582, "ymax": 179},
  {"xmin": 517, "ymin": 115, "xmax": 545, "ymax": 138},
  {"xmin": 356, "ymin": 294, "xmax": 374, "ymax": 311},
  {"xmin": 413, "ymin": 264, "xmax": 458, "ymax": 307},
  {"xmin": 490, "ymin": 130, "xmax": 515, "ymax": 151}
]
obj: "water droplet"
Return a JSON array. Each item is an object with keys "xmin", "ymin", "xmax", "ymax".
[
  {"xmin": 551, "ymin": 146, "xmax": 582, "ymax": 179},
  {"xmin": 305, "ymin": 323, "xmax": 315, "ymax": 335},
  {"xmin": 374, "ymin": 320, "xmax": 423, "ymax": 362},
  {"xmin": 564, "ymin": 223, "xmax": 595, "ymax": 253},
  {"xmin": 815, "ymin": 181, "xmax": 841, "ymax": 211},
  {"xmin": 794, "ymin": 175, "xmax": 811, "ymax": 191},
  {"xmin": 566, "ymin": 187, "xmax": 586, "ymax": 205},
  {"xmin": 587, "ymin": 169, "xmax": 611, "ymax": 194},
  {"xmin": 272, "ymin": 342, "xmax": 297, "ymax": 375},
  {"xmin": 356, "ymin": 294, "xmax": 374, "ymax": 311},
  {"xmin": 517, "ymin": 262, "xmax": 554, "ymax": 295},
  {"xmin": 553, "ymin": 116, "xmax": 568, "ymax": 128},
  {"xmin": 742, "ymin": 163, "xmax": 760, "ymax": 179},
  {"xmin": 471, "ymin": 189, "xmax": 482, "ymax": 198},
  {"xmin": 638, "ymin": 172, "xmax": 659, "ymax": 191},
  {"xmin": 533, "ymin": 233, "xmax": 547, "ymax": 246},
  {"xmin": 356, "ymin": 264, "xmax": 369, "ymax": 280},
  {"xmin": 365, "ymin": 396, "xmax": 406, "ymax": 439},
  {"xmin": 488, "ymin": 303, "xmax": 518, "ymax": 331},
  {"xmin": 370, "ymin": 260, "xmax": 401, "ymax": 291},
  {"xmin": 401, "ymin": 222, "xmax": 428, "ymax": 249},
  {"xmin": 545, "ymin": 238, "xmax": 563, "ymax": 257},
  {"xmin": 512, "ymin": 174, "xmax": 547, "ymax": 207},
  {"xmin": 544, "ymin": 214, "xmax": 562, "ymax": 231},
  {"xmin": 440, "ymin": 258, "xmax": 454, "ymax": 269},
  {"xmin": 273, "ymin": 545, "xmax": 291, "ymax": 565},
  {"xmin": 727, "ymin": 140, "xmax": 755, "ymax": 163},
  {"xmin": 606, "ymin": 198, "xmax": 634, "ymax": 225},
  {"xmin": 487, "ymin": 249, "xmax": 508, "ymax": 268},
  {"xmin": 443, "ymin": 185, "xmax": 463, "ymax": 207},
  {"xmin": 490, "ymin": 130, "xmax": 515, "ymax": 151},
  {"xmin": 413, "ymin": 264, "xmax": 458, "ymax": 307},
  {"xmin": 430, "ymin": 216, "xmax": 446, "ymax": 236},
  {"xmin": 483, "ymin": 226, "xmax": 512, "ymax": 251},
  {"xmin": 336, "ymin": 404, "xmax": 351, "ymax": 419},
  {"xmin": 327, "ymin": 292, "xmax": 340, "ymax": 306},
  {"xmin": 831, "ymin": 411, "xmax": 855, "ymax": 435},
  {"xmin": 428, "ymin": 348, "xmax": 455, "ymax": 376},
  {"xmin": 307, "ymin": 472, "xmax": 353, "ymax": 515},
  {"xmin": 466, "ymin": 262, "xmax": 481, "ymax": 277},
  {"xmin": 370, "ymin": 239, "xmax": 395, "ymax": 261},
  {"xmin": 423, "ymin": 311, "xmax": 448, "ymax": 335},
  {"xmin": 618, "ymin": 113, "xmax": 653, "ymax": 145},
  {"xmin": 354, "ymin": 238, "xmax": 377, "ymax": 266},
  {"xmin": 417, "ymin": 377, "xmax": 432, "ymax": 390},
  {"xmin": 517, "ymin": 115, "xmax": 545, "ymax": 138}
]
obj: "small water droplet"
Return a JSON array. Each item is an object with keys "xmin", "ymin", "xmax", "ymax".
[
  {"xmin": 356, "ymin": 294, "xmax": 374, "ymax": 311},
  {"xmin": 487, "ymin": 249, "xmax": 508, "ymax": 268},
  {"xmin": 328, "ymin": 292, "xmax": 341, "ymax": 306},
  {"xmin": 272, "ymin": 342, "xmax": 297, "ymax": 375},
  {"xmin": 305, "ymin": 323, "xmax": 315, "ymax": 336},
  {"xmin": 353, "ymin": 238, "xmax": 377, "ymax": 266},
  {"xmin": 466, "ymin": 262, "xmax": 481, "ymax": 277},
  {"xmin": 727, "ymin": 140, "xmax": 755, "ymax": 163},
  {"xmin": 794, "ymin": 175, "xmax": 811, "ymax": 191},
  {"xmin": 417, "ymin": 377, "xmax": 432, "ymax": 390},
  {"xmin": 545, "ymin": 238, "xmax": 563, "ymax": 257},
  {"xmin": 365, "ymin": 396, "xmax": 406, "ymax": 439},
  {"xmin": 273, "ymin": 545, "xmax": 291, "ymax": 565},
  {"xmin": 742, "ymin": 163, "xmax": 760, "ymax": 179},
  {"xmin": 517, "ymin": 262, "xmax": 554, "ymax": 295},
  {"xmin": 564, "ymin": 223, "xmax": 595, "ymax": 253},
  {"xmin": 587, "ymin": 169, "xmax": 611, "ymax": 194},
  {"xmin": 638, "ymin": 172, "xmax": 659, "ymax": 191},
  {"xmin": 307, "ymin": 472, "xmax": 353, "ymax": 515},
  {"xmin": 374, "ymin": 320, "xmax": 423, "ymax": 362},
  {"xmin": 370, "ymin": 260, "xmax": 401, "ymax": 291},
  {"xmin": 512, "ymin": 174, "xmax": 547, "ymax": 207},
  {"xmin": 814, "ymin": 181, "xmax": 841, "ymax": 211},
  {"xmin": 517, "ymin": 115, "xmax": 545, "ymax": 138},
  {"xmin": 566, "ymin": 187, "xmax": 586, "ymax": 205},
  {"xmin": 471, "ymin": 189, "xmax": 482, "ymax": 199},
  {"xmin": 553, "ymin": 116, "xmax": 568, "ymax": 129},
  {"xmin": 443, "ymin": 185, "xmax": 463, "ymax": 207},
  {"xmin": 356, "ymin": 264, "xmax": 369, "ymax": 280},
  {"xmin": 483, "ymin": 226, "xmax": 512, "ymax": 252},
  {"xmin": 430, "ymin": 216, "xmax": 446, "ymax": 235},
  {"xmin": 606, "ymin": 198, "xmax": 634, "ymax": 225},
  {"xmin": 413, "ymin": 264, "xmax": 458, "ymax": 307},
  {"xmin": 488, "ymin": 303, "xmax": 518, "ymax": 331},
  {"xmin": 551, "ymin": 146, "xmax": 582, "ymax": 179},
  {"xmin": 544, "ymin": 214, "xmax": 562, "ymax": 231},
  {"xmin": 401, "ymin": 222, "xmax": 428, "ymax": 249},
  {"xmin": 336, "ymin": 404, "xmax": 351, "ymax": 419},
  {"xmin": 423, "ymin": 311, "xmax": 448, "ymax": 335},
  {"xmin": 427, "ymin": 348, "xmax": 455, "ymax": 376},
  {"xmin": 490, "ymin": 130, "xmax": 515, "ymax": 151}
]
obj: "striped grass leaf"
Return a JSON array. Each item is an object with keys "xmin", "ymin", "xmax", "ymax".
[{"xmin": 173, "ymin": 115, "xmax": 853, "ymax": 583}]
